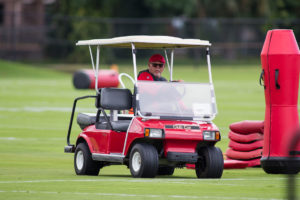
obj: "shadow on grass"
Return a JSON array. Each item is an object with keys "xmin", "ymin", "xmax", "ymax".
[{"xmin": 98, "ymin": 174, "xmax": 196, "ymax": 179}]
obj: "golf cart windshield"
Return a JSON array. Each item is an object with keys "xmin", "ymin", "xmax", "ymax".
[{"xmin": 137, "ymin": 81, "xmax": 217, "ymax": 120}]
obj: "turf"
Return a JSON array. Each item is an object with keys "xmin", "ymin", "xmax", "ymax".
[{"xmin": 0, "ymin": 59, "xmax": 298, "ymax": 200}]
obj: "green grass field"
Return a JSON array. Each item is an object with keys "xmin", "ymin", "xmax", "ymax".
[{"xmin": 0, "ymin": 59, "xmax": 298, "ymax": 200}]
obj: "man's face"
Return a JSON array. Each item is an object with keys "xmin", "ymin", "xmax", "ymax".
[{"xmin": 148, "ymin": 62, "xmax": 165, "ymax": 77}]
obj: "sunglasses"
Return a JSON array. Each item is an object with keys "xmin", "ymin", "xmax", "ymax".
[{"xmin": 151, "ymin": 63, "xmax": 164, "ymax": 68}]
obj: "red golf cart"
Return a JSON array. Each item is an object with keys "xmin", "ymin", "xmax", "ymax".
[{"xmin": 64, "ymin": 36, "xmax": 223, "ymax": 178}]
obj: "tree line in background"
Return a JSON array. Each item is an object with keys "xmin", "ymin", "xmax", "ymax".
[
  {"xmin": 45, "ymin": 0, "xmax": 300, "ymax": 62},
  {"xmin": 49, "ymin": 0, "xmax": 300, "ymax": 18}
]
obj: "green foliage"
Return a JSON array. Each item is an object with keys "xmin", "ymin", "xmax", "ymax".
[
  {"xmin": 45, "ymin": 0, "xmax": 299, "ymax": 61},
  {"xmin": 269, "ymin": 0, "xmax": 300, "ymax": 18},
  {"xmin": 144, "ymin": 0, "xmax": 198, "ymax": 17},
  {"xmin": 48, "ymin": 0, "xmax": 300, "ymax": 19}
]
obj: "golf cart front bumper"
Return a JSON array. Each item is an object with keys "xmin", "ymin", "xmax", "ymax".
[{"xmin": 167, "ymin": 152, "xmax": 198, "ymax": 163}]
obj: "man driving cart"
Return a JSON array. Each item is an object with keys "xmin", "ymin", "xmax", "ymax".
[{"xmin": 138, "ymin": 54, "xmax": 167, "ymax": 81}]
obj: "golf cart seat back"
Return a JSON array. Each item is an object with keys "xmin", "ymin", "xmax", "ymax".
[
  {"xmin": 100, "ymin": 88, "xmax": 132, "ymax": 110},
  {"xmin": 97, "ymin": 88, "xmax": 133, "ymax": 132}
]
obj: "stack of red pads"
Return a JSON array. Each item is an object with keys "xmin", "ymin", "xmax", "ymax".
[{"xmin": 224, "ymin": 120, "xmax": 264, "ymax": 169}]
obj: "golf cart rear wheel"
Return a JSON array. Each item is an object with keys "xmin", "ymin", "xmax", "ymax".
[
  {"xmin": 157, "ymin": 166, "xmax": 175, "ymax": 176},
  {"xmin": 74, "ymin": 142, "xmax": 102, "ymax": 176},
  {"xmin": 129, "ymin": 143, "xmax": 158, "ymax": 178},
  {"xmin": 195, "ymin": 146, "xmax": 224, "ymax": 178}
]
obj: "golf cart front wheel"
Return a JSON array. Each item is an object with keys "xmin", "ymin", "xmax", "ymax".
[
  {"xmin": 74, "ymin": 142, "xmax": 102, "ymax": 176},
  {"xmin": 129, "ymin": 143, "xmax": 158, "ymax": 178},
  {"xmin": 195, "ymin": 146, "xmax": 224, "ymax": 178}
]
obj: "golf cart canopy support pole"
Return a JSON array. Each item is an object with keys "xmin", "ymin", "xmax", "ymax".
[
  {"xmin": 170, "ymin": 49, "xmax": 174, "ymax": 81},
  {"xmin": 164, "ymin": 49, "xmax": 174, "ymax": 81},
  {"xmin": 95, "ymin": 46, "xmax": 100, "ymax": 93},
  {"xmin": 164, "ymin": 50, "xmax": 171, "ymax": 80},
  {"xmin": 206, "ymin": 47, "xmax": 218, "ymax": 118},
  {"xmin": 131, "ymin": 43, "xmax": 138, "ymax": 83},
  {"xmin": 88, "ymin": 45, "xmax": 101, "ymax": 94},
  {"xmin": 207, "ymin": 47, "xmax": 213, "ymax": 85}
]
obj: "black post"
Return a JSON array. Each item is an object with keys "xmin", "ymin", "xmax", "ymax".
[
  {"xmin": 66, "ymin": 95, "xmax": 96, "ymax": 147},
  {"xmin": 287, "ymin": 131, "xmax": 300, "ymax": 200}
]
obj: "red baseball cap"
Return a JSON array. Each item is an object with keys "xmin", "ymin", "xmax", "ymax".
[{"xmin": 149, "ymin": 54, "xmax": 165, "ymax": 63}]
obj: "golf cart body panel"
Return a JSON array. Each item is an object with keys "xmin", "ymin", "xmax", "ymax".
[
  {"xmin": 127, "ymin": 118, "xmax": 219, "ymax": 156},
  {"xmin": 65, "ymin": 35, "xmax": 223, "ymax": 178},
  {"xmin": 77, "ymin": 126, "xmax": 127, "ymax": 154},
  {"xmin": 76, "ymin": 116, "xmax": 219, "ymax": 160}
]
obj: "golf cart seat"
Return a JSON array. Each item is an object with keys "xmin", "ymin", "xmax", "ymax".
[
  {"xmin": 77, "ymin": 112, "xmax": 112, "ymax": 130},
  {"xmin": 77, "ymin": 113, "xmax": 133, "ymax": 131},
  {"xmin": 77, "ymin": 113, "xmax": 96, "ymax": 130},
  {"xmin": 110, "ymin": 120, "xmax": 131, "ymax": 132},
  {"xmin": 99, "ymin": 88, "xmax": 133, "ymax": 132}
]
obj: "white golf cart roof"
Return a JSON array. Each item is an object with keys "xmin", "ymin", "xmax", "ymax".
[{"xmin": 76, "ymin": 35, "xmax": 211, "ymax": 48}]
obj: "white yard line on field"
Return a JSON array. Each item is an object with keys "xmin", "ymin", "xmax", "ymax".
[
  {"xmin": 0, "ymin": 137, "xmax": 63, "ymax": 141},
  {"xmin": 0, "ymin": 179, "xmax": 194, "ymax": 184},
  {"xmin": 0, "ymin": 190, "xmax": 284, "ymax": 200},
  {"xmin": 0, "ymin": 106, "xmax": 95, "ymax": 113},
  {"xmin": 0, "ymin": 177, "xmax": 295, "ymax": 184},
  {"xmin": 0, "ymin": 125, "xmax": 65, "ymax": 131}
]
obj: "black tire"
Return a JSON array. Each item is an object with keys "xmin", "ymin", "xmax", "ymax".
[
  {"xmin": 74, "ymin": 142, "xmax": 102, "ymax": 176},
  {"xmin": 195, "ymin": 146, "xmax": 224, "ymax": 178},
  {"xmin": 129, "ymin": 143, "xmax": 159, "ymax": 178},
  {"xmin": 157, "ymin": 166, "xmax": 175, "ymax": 176}
]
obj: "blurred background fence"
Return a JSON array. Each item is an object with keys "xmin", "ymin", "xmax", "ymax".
[{"xmin": 1, "ymin": 12, "xmax": 300, "ymax": 62}]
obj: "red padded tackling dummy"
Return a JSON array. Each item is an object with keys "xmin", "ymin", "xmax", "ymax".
[
  {"xmin": 229, "ymin": 140, "xmax": 263, "ymax": 152},
  {"xmin": 260, "ymin": 29, "xmax": 300, "ymax": 174},
  {"xmin": 230, "ymin": 120, "xmax": 264, "ymax": 134},
  {"xmin": 225, "ymin": 120, "xmax": 264, "ymax": 169},
  {"xmin": 73, "ymin": 69, "xmax": 119, "ymax": 89},
  {"xmin": 228, "ymin": 131, "xmax": 263, "ymax": 143}
]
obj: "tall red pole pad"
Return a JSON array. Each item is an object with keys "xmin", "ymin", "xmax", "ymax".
[{"xmin": 260, "ymin": 29, "xmax": 300, "ymax": 174}]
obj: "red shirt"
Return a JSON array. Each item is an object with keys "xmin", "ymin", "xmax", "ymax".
[{"xmin": 137, "ymin": 70, "xmax": 167, "ymax": 81}]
